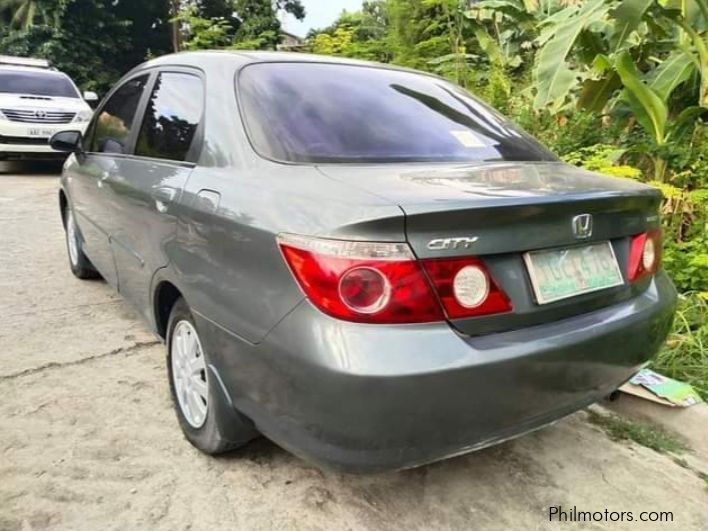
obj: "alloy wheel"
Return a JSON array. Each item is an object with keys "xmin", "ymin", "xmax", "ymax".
[
  {"xmin": 171, "ymin": 320, "xmax": 209, "ymax": 428},
  {"xmin": 66, "ymin": 210, "xmax": 79, "ymax": 266}
]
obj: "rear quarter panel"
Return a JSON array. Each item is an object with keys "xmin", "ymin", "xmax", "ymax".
[{"xmin": 171, "ymin": 162, "xmax": 404, "ymax": 343}]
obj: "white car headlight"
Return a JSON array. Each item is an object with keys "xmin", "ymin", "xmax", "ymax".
[
  {"xmin": 73, "ymin": 109, "xmax": 93, "ymax": 123},
  {"xmin": 0, "ymin": 109, "xmax": 7, "ymax": 121}
]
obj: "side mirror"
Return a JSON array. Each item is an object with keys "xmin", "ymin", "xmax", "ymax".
[
  {"xmin": 50, "ymin": 130, "xmax": 83, "ymax": 153},
  {"xmin": 83, "ymin": 91, "xmax": 99, "ymax": 102}
]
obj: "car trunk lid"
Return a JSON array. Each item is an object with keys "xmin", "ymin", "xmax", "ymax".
[{"xmin": 317, "ymin": 162, "xmax": 662, "ymax": 336}]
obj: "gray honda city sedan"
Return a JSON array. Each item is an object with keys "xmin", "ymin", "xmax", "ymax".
[{"xmin": 52, "ymin": 51, "xmax": 676, "ymax": 472}]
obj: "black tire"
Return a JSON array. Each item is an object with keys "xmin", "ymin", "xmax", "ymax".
[
  {"xmin": 167, "ymin": 297, "xmax": 257, "ymax": 454},
  {"xmin": 63, "ymin": 206, "xmax": 100, "ymax": 280}
]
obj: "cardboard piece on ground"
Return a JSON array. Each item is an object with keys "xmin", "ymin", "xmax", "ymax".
[
  {"xmin": 619, "ymin": 382, "xmax": 677, "ymax": 406},
  {"xmin": 619, "ymin": 368, "xmax": 702, "ymax": 408}
]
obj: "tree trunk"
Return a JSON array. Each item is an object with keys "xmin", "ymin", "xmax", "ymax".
[{"xmin": 171, "ymin": 0, "xmax": 182, "ymax": 52}]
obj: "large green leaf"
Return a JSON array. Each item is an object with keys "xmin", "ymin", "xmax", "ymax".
[
  {"xmin": 473, "ymin": 27, "xmax": 505, "ymax": 65},
  {"xmin": 615, "ymin": 51, "xmax": 669, "ymax": 144},
  {"xmin": 649, "ymin": 50, "xmax": 696, "ymax": 100},
  {"xmin": 610, "ymin": 0, "xmax": 654, "ymax": 50},
  {"xmin": 669, "ymin": 105, "xmax": 707, "ymax": 139},
  {"xmin": 578, "ymin": 73, "xmax": 621, "ymax": 112},
  {"xmin": 680, "ymin": 22, "xmax": 708, "ymax": 106},
  {"xmin": 660, "ymin": 1, "xmax": 708, "ymax": 106},
  {"xmin": 533, "ymin": 0, "xmax": 610, "ymax": 110}
]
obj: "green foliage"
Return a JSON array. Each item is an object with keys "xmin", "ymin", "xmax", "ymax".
[
  {"xmin": 0, "ymin": 0, "xmax": 50, "ymax": 29},
  {"xmin": 523, "ymin": 0, "xmax": 708, "ymax": 180},
  {"xmin": 231, "ymin": 0, "xmax": 282, "ymax": 49},
  {"xmin": 654, "ymin": 293, "xmax": 708, "ymax": 400},
  {"xmin": 664, "ymin": 239, "xmax": 708, "ymax": 293},
  {"xmin": 512, "ymin": 106, "xmax": 614, "ymax": 156},
  {"xmin": 175, "ymin": 7, "xmax": 233, "ymax": 50},
  {"xmin": 308, "ymin": 2, "xmax": 391, "ymax": 61},
  {"xmin": 175, "ymin": 0, "xmax": 305, "ymax": 51},
  {"xmin": 587, "ymin": 410, "xmax": 688, "ymax": 454},
  {"xmin": 311, "ymin": 27, "xmax": 356, "ymax": 56},
  {"xmin": 532, "ymin": 0, "xmax": 610, "ymax": 112},
  {"xmin": 563, "ymin": 144, "xmax": 642, "ymax": 178},
  {"xmin": 0, "ymin": 0, "xmax": 171, "ymax": 93}
]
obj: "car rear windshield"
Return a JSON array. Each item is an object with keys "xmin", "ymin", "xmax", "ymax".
[
  {"xmin": 237, "ymin": 63, "xmax": 556, "ymax": 164},
  {"xmin": 0, "ymin": 70, "xmax": 79, "ymax": 98}
]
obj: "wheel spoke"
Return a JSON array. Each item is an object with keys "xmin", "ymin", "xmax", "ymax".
[
  {"xmin": 188, "ymin": 354, "xmax": 204, "ymax": 373},
  {"xmin": 188, "ymin": 389, "xmax": 206, "ymax": 420},
  {"xmin": 66, "ymin": 212, "xmax": 79, "ymax": 265},
  {"xmin": 177, "ymin": 327, "xmax": 188, "ymax": 360},
  {"xmin": 191, "ymin": 376, "xmax": 207, "ymax": 399},
  {"xmin": 185, "ymin": 330, "xmax": 196, "ymax": 357}
]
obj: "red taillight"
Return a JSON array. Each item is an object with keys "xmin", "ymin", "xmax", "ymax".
[
  {"xmin": 628, "ymin": 229, "xmax": 662, "ymax": 282},
  {"xmin": 278, "ymin": 234, "xmax": 512, "ymax": 324},
  {"xmin": 421, "ymin": 257, "xmax": 512, "ymax": 318}
]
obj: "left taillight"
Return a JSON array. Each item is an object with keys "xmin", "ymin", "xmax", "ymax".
[
  {"xmin": 420, "ymin": 257, "xmax": 512, "ymax": 319},
  {"xmin": 277, "ymin": 234, "xmax": 512, "ymax": 324},
  {"xmin": 628, "ymin": 229, "xmax": 662, "ymax": 282}
]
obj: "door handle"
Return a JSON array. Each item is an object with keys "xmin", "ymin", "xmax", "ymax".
[{"xmin": 153, "ymin": 187, "xmax": 177, "ymax": 213}]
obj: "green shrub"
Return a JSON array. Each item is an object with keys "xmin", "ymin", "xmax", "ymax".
[
  {"xmin": 563, "ymin": 144, "xmax": 642, "ymax": 179},
  {"xmin": 511, "ymin": 106, "xmax": 618, "ymax": 157},
  {"xmin": 663, "ymin": 238, "xmax": 708, "ymax": 294},
  {"xmin": 653, "ymin": 294, "xmax": 708, "ymax": 401}
]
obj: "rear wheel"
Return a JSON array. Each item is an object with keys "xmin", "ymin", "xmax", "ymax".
[
  {"xmin": 167, "ymin": 298, "xmax": 255, "ymax": 454},
  {"xmin": 64, "ymin": 207, "xmax": 100, "ymax": 279}
]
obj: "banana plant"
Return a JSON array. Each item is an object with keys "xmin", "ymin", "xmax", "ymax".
[
  {"xmin": 532, "ymin": 0, "xmax": 611, "ymax": 110},
  {"xmin": 532, "ymin": 0, "xmax": 708, "ymax": 111},
  {"xmin": 525, "ymin": 0, "xmax": 708, "ymax": 180},
  {"xmin": 466, "ymin": 0, "xmax": 569, "ymax": 75},
  {"xmin": 615, "ymin": 50, "xmax": 706, "ymax": 180}
]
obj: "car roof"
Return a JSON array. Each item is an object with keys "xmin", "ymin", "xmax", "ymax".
[
  {"xmin": 0, "ymin": 65, "xmax": 69, "ymax": 76},
  {"xmin": 137, "ymin": 50, "xmax": 421, "ymax": 76}
]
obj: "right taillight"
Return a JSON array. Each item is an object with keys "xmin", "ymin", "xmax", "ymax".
[
  {"xmin": 628, "ymin": 229, "xmax": 662, "ymax": 282},
  {"xmin": 277, "ymin": 233, "xmax": 511, "ymax": 324}
]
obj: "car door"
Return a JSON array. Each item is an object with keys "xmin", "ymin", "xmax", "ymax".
[
  {"xmin": 66, "ymin": 74, "xmax": 150, "ymax": 288},
  {"xmin": 105, "ymin": 69, "xmax": 205, "ymax": 321}
]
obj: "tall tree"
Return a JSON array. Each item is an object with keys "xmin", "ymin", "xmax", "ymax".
[
  {"xmin": 0, "ymin": 0, "xmax": 49, "ymax": 29},
  {"xmin": 231, "ymin": 0, "xmax": 305, "ymax": 49},
  {"xmin": 177, "ymin": 0, "xmax": 306, "ymax": 50},
  {"xmin": 0, "ymin": 0, "xmax": 171, "ymax": 92},
  {"xmin": 309, "ymin": 1, "xmax": 391, "ymax": 62}
]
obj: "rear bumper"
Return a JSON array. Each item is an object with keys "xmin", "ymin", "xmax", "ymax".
[{"xmin": 198, "ymin": 272, "xmax": 676, "ymax": 473}]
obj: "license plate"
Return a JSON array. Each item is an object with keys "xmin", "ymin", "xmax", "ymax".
[
  {"xmin": 27, "ymin": 128, "xmax": 53, "ymax": 137},
  {"xmin": 523, "ymin": 242, "xmax": 624, "ymax": 305}
]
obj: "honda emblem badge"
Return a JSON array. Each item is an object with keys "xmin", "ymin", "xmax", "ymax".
[{"xmin": 572, "ymin": 214, "xmax": 593, "ymax": 239}]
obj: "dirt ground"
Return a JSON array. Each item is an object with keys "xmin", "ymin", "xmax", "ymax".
[{"xmin": 1, "ymin": 163, "xmax": 707, "ymax": 531}]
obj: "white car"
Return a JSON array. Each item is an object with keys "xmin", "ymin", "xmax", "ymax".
[{"xmin": 0, "ymin": 56, "xmax": 97, "ymax": 160}]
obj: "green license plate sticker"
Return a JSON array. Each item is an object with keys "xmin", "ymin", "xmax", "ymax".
[{"xmin": 524, "ymin": 242, "xmax": 624, "ymax": 305}]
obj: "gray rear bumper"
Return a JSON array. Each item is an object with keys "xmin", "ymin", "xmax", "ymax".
[{"xmin": 197, "ymin": 272, "xmax": 676, "ymax": 472}]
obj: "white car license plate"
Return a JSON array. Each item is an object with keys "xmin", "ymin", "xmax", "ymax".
[
  {"xmin": 524, "ymin": 242, "xmax": 624, "ymax": 305},
  {"xmin": 27, "ymin": 128, "xmax": 53, "ymax": 137}
]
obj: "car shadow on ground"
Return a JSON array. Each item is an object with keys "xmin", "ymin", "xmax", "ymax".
[
  {"xmin": 215, "ymin": 427, "xmax": 530, "ymax": 477},
  {"xmin": 0, "ymin": 160, "xmax": 64, "ymax": 176}
]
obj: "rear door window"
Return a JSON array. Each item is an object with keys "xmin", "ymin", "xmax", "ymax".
[
  {"xmin": 238, "ymin": 63, "xmax": 556, "ymax": 164},
  {"xmin": 135, "ymin": 72, "xmax": 204, "ymax": 162},
  {"xmin": 90, "ymin": 75, "xmax": 149, "ymax": 154}
]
